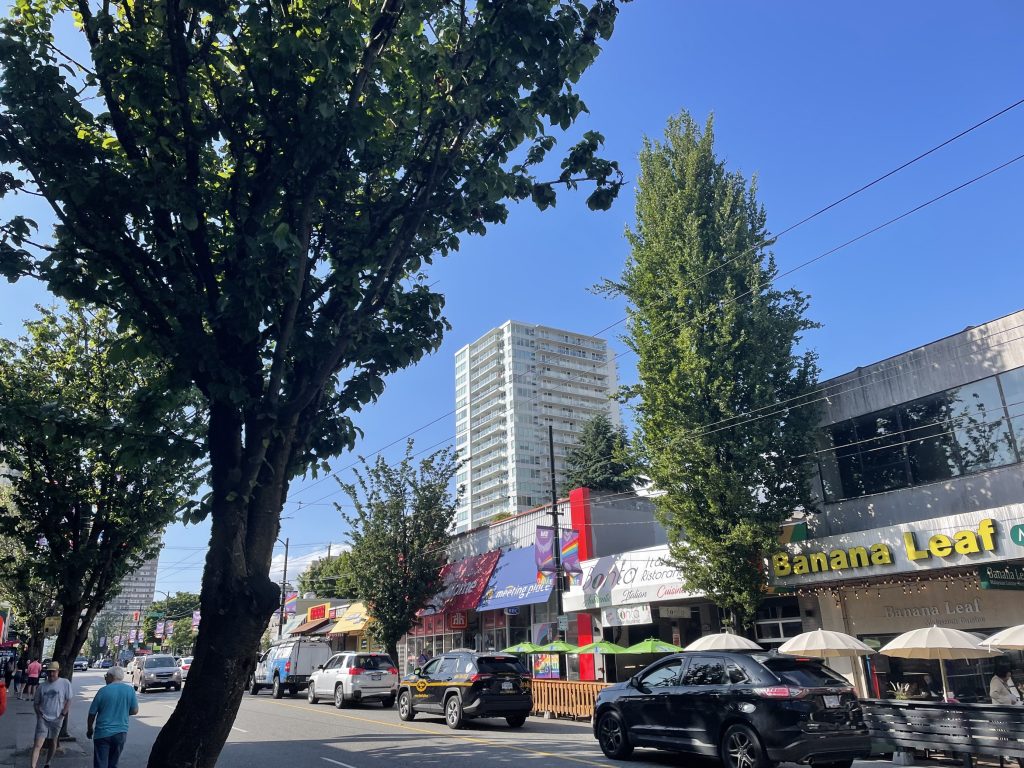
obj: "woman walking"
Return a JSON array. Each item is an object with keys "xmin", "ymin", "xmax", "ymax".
[
  {"xmin": 22, "ymin": 657, "xmax": 41, "ymax": 701},
  {"xmin": 13, "ymin": 656, "xmax": 26, "ymax": 699}
]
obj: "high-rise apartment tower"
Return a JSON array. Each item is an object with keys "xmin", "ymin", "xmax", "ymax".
[{"xmin": 454, "ymin": 321, "xmax": 619, "ymax": 531}]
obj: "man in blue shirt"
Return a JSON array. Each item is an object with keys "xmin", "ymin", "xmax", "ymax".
[{"xmin": 86, "ymin": 666, "xmax": 138, "ymax": 768}]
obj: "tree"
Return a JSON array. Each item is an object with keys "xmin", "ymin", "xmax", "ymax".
[
  {"xmin": 0, "ymin": 2, "xmax": 625, "ymax": 765},
  {"xmin": 168, "ymin": 619, "xmax": 196, "ymax": 656},
  {"xmin": 0, "ymin": 533, "xmax": 57, "ymax": 660},
  {"xmin": 341, "ymin": 444, "xmax": 460, "ymax": 663},
  {"xmin": 561, "ymin": 412, "xmax": 639, "ymax": 494},
  {"xmin": 296, "ymin": 552, "xmax": 358, "ymax": 601},
  {"xmin": 610, "ymin": 112, "xmax": 820, "ymax": 628},
  {"xmin": 142, "ymin": 592, "xmax": 201, "ymax": 645},
  {"xmin": 0, "ymin": 306, "xmax": 203, "ymax": 680}
]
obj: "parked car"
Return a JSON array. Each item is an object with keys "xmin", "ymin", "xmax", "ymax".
[
  {"xmin": 99, "ymin": 659, "xmax": 114, "ymax": 669},
  {"xmin": 397, "ymin": 649, "xmax": 531, "ymax": 729},
  {"xmin": 132, "ymin": 654, "xmax": 182, "ymax": 693},
  {"xmin": 73, "ymin": 657, "xmax": 89, "ymax": 671},
  {"xmin": 178, "ymin": 656, "xmax": 193, "ymax": 681},
  {"xmin": 592, "ymin": 650, "xmax": 871, "ymax": 766},
  {"xmin": 307, "ymin": 652, "xmax": 398, "ymax": 708},
  {"xmin": 250, "ymin": 637, "xmax": 332, "ymax": 699}
]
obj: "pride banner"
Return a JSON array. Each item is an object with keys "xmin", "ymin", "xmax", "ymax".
[{"xmin": 284, "ymin": 592, "xmax": 298, "ymax": 614}]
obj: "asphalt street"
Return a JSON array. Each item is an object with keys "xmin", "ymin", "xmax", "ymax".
[{"xmin": 61, "ymin": 670, "xmax": 896, "ymax": 768}]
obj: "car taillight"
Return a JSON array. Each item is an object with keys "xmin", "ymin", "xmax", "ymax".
[
  {"xmin": 349, "ymin": 667, "xmax": 364, "ymax": 676},
  {"xmin": 469, "ymin": 673, "xmax": 493, "ymax": 683},
  {"xmin": 284, "ymin": 661, "xmax": 291, "ymax": 673},
  {"xmin": 754, "ymin": 686, "xmax": 807, "ymax": 699},
  {"xmin": 388, "ymin": 667, "xmax": 399, "ymax": 675}
]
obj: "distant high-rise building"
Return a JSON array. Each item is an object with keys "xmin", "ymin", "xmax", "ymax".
[
  {"xmin": 102, "ymin": 555, "xmax": 159, "ymax": 616},
  {"xmin": 454, "ymin": 321, "xmax": 619, "ymax": 531}
]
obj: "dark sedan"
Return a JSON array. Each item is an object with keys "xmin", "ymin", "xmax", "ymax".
[{"xmin": 593, "ymin": 650, "xmax": 870, "ymax": 767}]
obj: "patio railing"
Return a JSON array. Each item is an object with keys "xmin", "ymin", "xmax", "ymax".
[
  {"xmin": 862, "ymin": 699, "xmax": 1024, "ymax": 763},
  {"xmin": 531, "ymin": 679, "xmax": 610, "ymax": 719}
]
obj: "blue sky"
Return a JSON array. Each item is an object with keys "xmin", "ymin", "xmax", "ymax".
[{"xmin": 1, "ymin": 2, "xmax": 1022, "ymax": 595}]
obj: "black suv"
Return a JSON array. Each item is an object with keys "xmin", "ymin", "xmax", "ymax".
[
  {"xmin": 593, "ymin": 651, "xmax": 870, "ymax": 767},
  {"xmin": 397, "ymin": 649, "xmax": 532, "ymax": 729}
]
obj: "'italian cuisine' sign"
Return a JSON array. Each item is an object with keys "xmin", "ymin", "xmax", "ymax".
[{"xmin": 771, "ymin": 505, "xmax": 1024, "ymax": 587}]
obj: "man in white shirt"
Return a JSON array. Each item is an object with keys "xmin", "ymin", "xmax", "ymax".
[{"xmin": 31, "ymin": 662, "xmax": 72, "ymax": 768}]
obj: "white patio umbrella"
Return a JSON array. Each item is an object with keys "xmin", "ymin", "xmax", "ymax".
[
  {"xmin": 778, "ymin": 629, "xmax": 876, "ymax": 658},
  {"xmin": 982, "ymin": 624, "xmax": 1024, "ymax": 650},
  {"xmin": 879, "ymin": 625, "xmax": 999, "ymax": 702},
  {"xmin": 684, "ymin": 633, "xmax": 763, "ymax": 651},
  {"xmin": 779, "ymin": 629, "xmax": 876, "ymax": 697}
]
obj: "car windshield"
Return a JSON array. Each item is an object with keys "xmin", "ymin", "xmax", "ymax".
[
  {"xmin": 145, "ymin": 657, "xmax": 175, "ymax": 669},
  {"xmin": 762, "ymin": 658, "xmax": 849, "ymax": 688},
  {"xmin": 476, "ymin": 657, "xmax": 528, "ymax": 675},
  {"xmin": 183, "ymin": 657, "xmax": 193, "ymax": 665}
]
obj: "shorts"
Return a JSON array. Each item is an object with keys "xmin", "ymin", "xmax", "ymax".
[
  {"xmin": 35, "ymin": 717, "xmax": 62, "ymax": 741},
  {"xmin": 26, "ymin": 676, "xmax": 39, "ymax": 687}
]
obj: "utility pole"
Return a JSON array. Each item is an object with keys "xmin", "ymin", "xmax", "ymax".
[
  {"xmin": 277, "ymin": 537, "xmax": 289, "ymax": 638},
  {"xmin": 548, "ymin": 426, "xmax": 564, "ymax": 640}
]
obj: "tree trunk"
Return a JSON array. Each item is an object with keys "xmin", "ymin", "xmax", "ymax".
[{"xmin": 147, "ymin": 404, "xmax": 285, "ymax": 768}]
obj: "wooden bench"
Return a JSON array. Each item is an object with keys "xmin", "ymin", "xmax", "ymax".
[{"xmin": 863, "ymin": 699, "xmax": 1024, "ymax": 766}]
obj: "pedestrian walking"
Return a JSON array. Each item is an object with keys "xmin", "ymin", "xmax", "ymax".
[
  {"xmin": 24, "ymin": 657, "xmax": 41, "ymax": 701},
  {"xmin": 11, "ymin": 655, "xmax": 23, "ymax": 697},
  {"xmin": 2, "ymin": 656, "xmax": 13, "ymax": 689},
  {"xmin": 31, "ymin": 661, "xmax": 72, "ymax": 768},
  {"xmin": 86, "ymin": 666, "xmax": 138, "ymax": 768}
]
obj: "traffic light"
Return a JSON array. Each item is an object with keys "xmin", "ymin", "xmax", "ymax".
[{"xmin": 132, "ymin": 610, "xmax": 140, "ymax": 622}]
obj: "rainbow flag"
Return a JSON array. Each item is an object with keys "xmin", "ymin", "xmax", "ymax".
[{"xmin": 284, "ymin": 591, "xmax": 298, "ymax": 614}]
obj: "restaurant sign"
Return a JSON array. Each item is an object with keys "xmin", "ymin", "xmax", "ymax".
[
  {"xmin": 306, "ymin": 602, "xmax": 330, "ymax": 622},
  {"xmin": 563, "ymin": 545, "xmax": 701, "ymax": 612},
  {"xmin": 979, "ymin": 564, "xmax": 1024, "ymax": 590},
  {"xmin": 601, "ymin": 603, "xmax": 652, "ymax": 627},
  {"xmin": 771, "ymin": 505, "xmax": 1024, "ymax": 587}
]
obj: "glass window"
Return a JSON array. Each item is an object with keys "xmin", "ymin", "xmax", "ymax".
[
  {"xmin": 999, "ymin": 367, "xmax": 1024, "ymax": 460},
  {"xmin": 356, "ymin": 654, "xmax": 393, "ymax": 670},
  {"xmin": 420, "ymin": 659, "xmax": 440, "ymax": 676},
  {"xmin": 948, "ymin": 378, "xmax": 1016, "ymax": 472},
  {"xmin": 854, "ymin": 409, "xmax": 908, "ymax": 495},
  {"xmin": 682, "ymin": 656, "xmax": 726, "ymax": 686},
  {"xmin": 902, "ymin": 396, "xmax": 961, "ymax": 484},
  {"xmin": 437, "ymin": 657, "xmax": 457, "ymax": 676},
  {"xmin": 477, "ymin": 657, "xmax": 528, "ymax": 675},
  {"xmin": 324, "ymin": 655, "xmax": 343, "ymax": 670},
  {"xmin": 762, "ymin": 658, "xmax": 848, "ymax": 687},
  {"xmin": 726, "ymin": 663, "xmax": 750, "ymax": 684},
  {"xmin": 641, "ymin": 660, "xmax": 682, "ymax": 688}
]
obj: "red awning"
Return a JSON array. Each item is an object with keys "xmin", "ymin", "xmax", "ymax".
[
  {"xmin": 290, "ymin": 617, "xmax": 330, "ymax": 635},
  {"xmin": 421, "ymin": 549, "xmax": 501, "ymax": 615}
]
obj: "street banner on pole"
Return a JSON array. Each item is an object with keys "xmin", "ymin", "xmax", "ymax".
[
  {"xmin": 535, "ymin": 526, "xmax": 555, "ymax": 584},
  {"xmin": 155, "ymin": 621, "xmax": 165, "ymax": 638},
  {"xmin": 191, "ymin": 610, "xmax": 201, "ymax": 630},
  {"xmin": 284, "ymin": 592, "xmax": 298, "ymax": 614},
  {"xmin": 561, "ymin": 529, "xmax": 583, "ymax": 585},
  {"xmin": 128, "ymin": 629, "xmax": 137, "ymax": 642}
]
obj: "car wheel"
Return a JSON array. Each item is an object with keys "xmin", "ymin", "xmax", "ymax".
[
  {"xmin": 397, "ymin": 690, "xmax": 415, "ymax": 721},
  {"xmin": 334, "ymin": 685, "xmax": 347, "ymax": 709},
  {"xmin": 506, "ymin": 714, "xmax": 527, "ymax": 728},
  {"xmin": 173, "ymin": 684, "xmax": 181, "ymax": 692},
  {"xmin": 381, "ymin": 696, "xmax": 396, "ymax": 709},
  {"xmin": 596, "ymin": 710, "xmax": 633, "ymax": 759},
  {"xmin": 444, "ymin": 695, "xmax": 464, "ymax": 730},
  {"xmin": 721, "ymin": 724, "xmax": 771, "ymax": 768},
  {"xmin": 307, "ymin": 685, "xmax": 320, "ymax": 705},
  {"xmin": 272, "ymin": 677, "xmax": 283, "ymax": 699},
  {"xmin": 140, "ymin": 684, "xmax": 147, "ymax": 694},
  {"xmin": 248, "ymin": 676, "xmax": 260, "ymax": 696}
]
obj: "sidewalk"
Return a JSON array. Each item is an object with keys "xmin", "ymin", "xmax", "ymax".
[{"xmin": 0, "ymin": 694, "xmax": 88, "ymax": 768}]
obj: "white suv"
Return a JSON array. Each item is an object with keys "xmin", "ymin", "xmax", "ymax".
[
  {"xmin": 132, "ymin": 654, "xmax": 182, "ymax": 693},
  {"xmin": 307, "ymin": 652, "xmax": 398, "ymax": 708}
]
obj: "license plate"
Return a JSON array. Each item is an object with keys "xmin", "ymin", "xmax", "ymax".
[
  {"xmin": 370, "ymin": 673, "xmax": 382, "ymax": 681},
  {"xmin": 823, "ymin": 695, "xmax": 841, "ymax": 709},
  {"xmin": 501, "ymin": 681, "xmax": 513, "ymax": 691}
]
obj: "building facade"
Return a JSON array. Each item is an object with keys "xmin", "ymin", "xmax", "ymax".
[
  {"xmin": 454, "ymin": 321, "xmax": 619, "ymax": 531},
  {"xmin": 103, "ymin": 556, "xmax": 159, "ymax": 616},
  {"xmin": 772, "ymin": 310, "xmax": 1024, "ymax": 699}
]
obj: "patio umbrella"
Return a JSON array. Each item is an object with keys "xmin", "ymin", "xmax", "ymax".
[
  {"xmin": 573, "ymin": 640, "xmax": 628, "ymax": 655},
  {"xmin": 879, "ymin": 625, "xmax": 999, "ymax": 702},
  {"xmin": 622, "ymin": 638, "xmax": 685, "ymax": 654},
  {"xmin": 501, "ymin": 642, "xmax": 543, "ymax": 654},
  {"xmin": 535, "ymin": 640, "xmax": 579, "ymax": 653},
  {"xmin": 982, "ymin": 625, "xmax": 1024, "ymax": 650},
  {"xmin": 778, "ymin": 629, "xmax": 875, "ymax": 658},
  {"xmin": 685, "ymin": 633, "xmax": 763, "ymax": 652}
]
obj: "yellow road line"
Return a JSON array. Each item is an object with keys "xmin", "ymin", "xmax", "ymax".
[{"xmin": 262, "ymin": 699, "xmax": 609, "ymax": 768}]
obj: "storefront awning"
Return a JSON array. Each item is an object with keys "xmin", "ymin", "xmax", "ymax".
[
  {"xmin": 563, "ymin": 544, "xmax": 701, "ymax": 613},
  {"xmin": 477, "ymin": 546, "xmax": 552, "ymax": 612},
  {"xmin": 290, "ymin": 617, "xmax": 330, "ymax": 635},
  {"xmin": 329, "ymin": 601, "xmax": 369, "ymax": 634},
  {"xmin": 420, "ymin": 549, "xmax": 501, "ymax": 615}
]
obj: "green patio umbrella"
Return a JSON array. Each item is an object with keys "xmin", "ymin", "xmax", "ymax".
[
  {"xmin": 501, "ymin": 641, "xmax": 543, "ymax": 654},
  {"xmin": 573, "ymin": 640, "xmax": 628, "ymax": 654},
  {"xmin": 622, "ymin": 638, "xmax": 685, "ymax": 654},
  {"xmin": 535, "ymin": 640, "xmax": 580, "ymax": 653}
]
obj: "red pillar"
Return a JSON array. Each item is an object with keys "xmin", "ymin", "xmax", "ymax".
[{"xmin": 569, "ymin": 487, "xmax": 595, "ymax": 680}]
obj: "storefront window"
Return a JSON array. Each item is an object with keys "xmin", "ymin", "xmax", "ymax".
[{"xmin": 752, "ymin": 599, "xmax": 804, "ymax": 648}]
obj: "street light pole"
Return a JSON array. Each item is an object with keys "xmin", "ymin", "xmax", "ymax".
[{"xmin": 277, "ymin": 537, "xmax": 289, "ymax": 638}]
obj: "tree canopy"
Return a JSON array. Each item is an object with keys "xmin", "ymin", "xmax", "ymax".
[
  {"xmin": 0, "ymin": 1, "xmax": 625, "ymax": 763},
  {"xmin": 561, "ymin": 412, "xmax": 639, "ymax": 494},
  {"xmin": 613, "ymin": 112, "xmax": 820, "ymax": 627},
  {"xmin": 341, "ymin": 443, "xmax": 460, "ymax": 663},
  {"xmin": 296, "ymin": 551, "xmax": 358, "ymax": 601},
  {"xmin": 0, "ymin": 305, "xmax": 203, "ymax": 674}
]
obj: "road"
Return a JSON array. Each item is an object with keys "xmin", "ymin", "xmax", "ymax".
[{"xmin": 64, "ymin": 670, "xmax": 889, "ymax": 768}]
